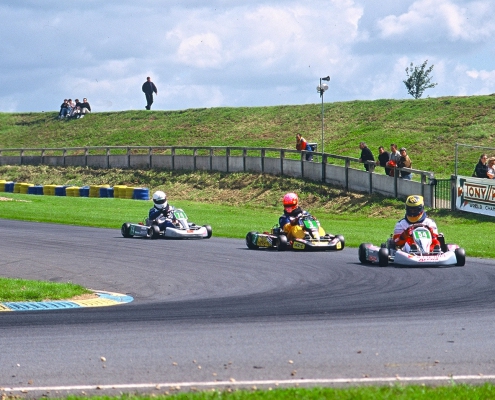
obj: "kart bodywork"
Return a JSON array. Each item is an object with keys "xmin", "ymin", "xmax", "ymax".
[
  {"xmin": 359, "ymin": 225, "xmax": 466, "ymax": 267},
  {"xmin": 121, "ymin": 208, "xmax": 212, "ymax": 239},
  {"xmin": 246, "ymin": 214, "xmax": 345, "ymax": 251}
]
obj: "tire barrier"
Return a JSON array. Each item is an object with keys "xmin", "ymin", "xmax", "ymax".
[
  {"xmin": 0, "ymin": 181, "xmax": 149, "ymax": 200},
  {"xmin": 79, "ymin": 186, "xmax": 90, "ymax": 197},
  {"xmin": 54, "ymin": 186, "xmax": 66, "ymax": 196}
]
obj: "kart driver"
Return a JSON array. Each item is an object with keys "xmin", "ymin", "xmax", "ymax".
[
  {"xmin": 149, "ymin": 190, "xmax": 176, "ymax": 230},
  {"xmin": 279, "ymin": 192, "xmax": 324, "ymax": 241},
  {"xmin": 393, "ymin": 195, "xmax": 440, "ymax": 251}
]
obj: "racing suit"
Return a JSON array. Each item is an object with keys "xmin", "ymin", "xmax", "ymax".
[
  {"xmin": 149, "ymin": 204, "xmax": 175, "ymax": 231},
  {"xmin": 393, "ymin": 214, "xmax": 440, "ymax": 251},
  {"xmin": 279, "ymin": 207, "xmax": 324, "ymax": 241}
]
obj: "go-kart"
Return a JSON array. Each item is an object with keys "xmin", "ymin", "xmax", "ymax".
[
  {"xmin": 245, "ymin": 213, "xmax": 345, "ymax": 251},
  {"xmin": 358, "ymin": 224, "xmax": 466, "ymax": 267},
  {"xmin": 121, "ymin": 208, "xmax": 212, "ymax": 239}
]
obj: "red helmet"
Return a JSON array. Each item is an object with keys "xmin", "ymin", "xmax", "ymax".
[{"xmin": 283, "ymin": 192, "xmax": 299, "ymax": 213}]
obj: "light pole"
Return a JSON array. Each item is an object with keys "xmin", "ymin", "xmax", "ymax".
[{"xmin": 317, "ymin": 76, "xmax": 330, "ymax": 155}]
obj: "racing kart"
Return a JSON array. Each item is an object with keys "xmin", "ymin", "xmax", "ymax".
[
  {"xmin": 245, "ymin": 213, "xmax": 345, "ymax": 251},
  {"xmin": 121, "ymin": 208, "xmax": 212, "ymax": 240},
  {"xmin": 358, "ymin": 224, "xmax": 466, "ymax": 267}
]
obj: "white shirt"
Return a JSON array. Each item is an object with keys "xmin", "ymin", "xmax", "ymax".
[{"xmin": 394, "ymin": 217, "xmax": 438, "ymax": 237}]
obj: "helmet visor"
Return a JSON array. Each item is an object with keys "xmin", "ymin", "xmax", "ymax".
[
  {"xmin": 406, "ymin": 205, "xmax": 423, "ymax": 217},
  {"xmin": 284, "ymin": 205, "xmax": 297, "ymax": 213}
]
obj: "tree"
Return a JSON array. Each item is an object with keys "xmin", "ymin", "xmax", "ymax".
[{"xmin": 403, "ymin": 60, "xmax": 437, "ymax": 99}]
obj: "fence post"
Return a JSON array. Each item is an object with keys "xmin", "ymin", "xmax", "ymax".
[
  {"xmin": 171, "ymin": 147, "xmax": 175, "ymax": 170},
  {"xmin": 450, "ymin": 175, "xmax": 457, "ymax": 211},
  {"xmin": 243, "ymin": 148, "xmax": 247, "ymax": 172},
  {"xmin": 149, "ymin": 147, "xmax": 152, "ymax": 169},
  {"xmin": 226, "ymin": 148, "xmax": 230, "ymax": 173},
  {"xmin": 193, "ymin": 148, "xmax": 197, "ymax": 171},
  {"xmin": 209, "ymin": 148, "xmax": 213, "ymax": 171},
  {"xmin": 63, "ymin": 148, "xmax": 67, "ymax": 166},
  {"xmin": 368, "ymin": 163, "xmax": 374, "ymax": 194},
  {"xmin": 280, "ymin": 150, "xmax": 284, "ymax": 176},
  {"xmin": 261, "ymin": 149, "xmax": 265, "ymax": 173},
  {"xmin": 106, "ymin": 147, "xmax": 110, "ymax": 169},
  {"xmin": 394, "ymin": 168, "xmax": 398, "ymax": 198}
]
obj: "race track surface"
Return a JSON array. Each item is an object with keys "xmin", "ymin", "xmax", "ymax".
[{"xmin": 1, "ymin": 219, "xmax": 495, "ymax": 396}]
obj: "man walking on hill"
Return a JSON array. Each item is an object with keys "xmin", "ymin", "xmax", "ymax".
[{"xmin": 142, "ymin": 76, "xmax": 158, "ymax": 110}]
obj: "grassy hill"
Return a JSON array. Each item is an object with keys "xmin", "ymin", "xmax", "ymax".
[{"xmin": 1, "ymin": 95, "xmax": 495, "ymax": 177}]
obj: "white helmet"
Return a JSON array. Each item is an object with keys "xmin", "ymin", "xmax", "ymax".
[{"xmin": 152, "ymin": 190, "xmax": 167, "ymax": 209}]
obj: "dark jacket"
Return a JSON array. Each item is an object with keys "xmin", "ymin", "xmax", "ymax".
[
  {"xmin": 80, "ymin": 101, "xmax": 91, "ymax": 111},
  {"xmin": 360, "ymin": 146, "xmax": 375, "ymax": 171},
  {"xmin": 474, "ymin": 161, "xmax": 488, "ymax": 178},
  {"xmin": 142, "ymin": 81, "xmax": 158, "ymax": 95}
]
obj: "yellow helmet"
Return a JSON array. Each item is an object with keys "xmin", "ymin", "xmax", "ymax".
[{"xmin": 405, "ymin": 195, "xmax": 424, "ymax": 223}]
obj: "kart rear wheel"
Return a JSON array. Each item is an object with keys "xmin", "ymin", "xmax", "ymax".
[
  {"xmin": 246, "ymin": 231, "xmax": 259, "ymax": 250},
  {"xmin": 121, "ymin": 222, "xmax": 133, "ymax": 238},
  {"xmin": 359, "ymin": 243, "xmax": 372, "ymax": 264},
  {"xmin": 276, "ymin": 234, "xmax": 287, "ymax": 251},
  {"xmin": 336, "ymin": 234, "xmax": 345, "ymax": 250},
  {"xmin": 378, "ymin": 247, "xmax": 389, "ymax": 267},
  {"xmin": 203, "ymin": 224, "xmax": 213, "ymax": 239},
  {"xmin": 455, "ymin": 247, "xmax": 466, "ymax": 267}
]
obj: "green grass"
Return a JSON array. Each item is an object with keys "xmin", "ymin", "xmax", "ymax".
[
  {"xmin": 2, "ymin": 95, "xmax": 495, "ymax": 177},
  {"xmin": 0, "ymin": 277, "xmax": 92, "ymax": 302},
  {"xmin": 43, "ymin": 383, "xmax": 495, "ymax": 399}
]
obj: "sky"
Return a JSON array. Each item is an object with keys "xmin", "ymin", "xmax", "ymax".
[{"xmin": 1, "ymin": 0, "xmax": 495, "ymax": 113}]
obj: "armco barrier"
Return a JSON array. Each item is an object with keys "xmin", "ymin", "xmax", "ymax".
[{"xmin": 0, "ymin": 145, "xmax": 436, "ymax": 207}]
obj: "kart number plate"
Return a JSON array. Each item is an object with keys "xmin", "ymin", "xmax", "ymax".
[
  {"xmin": 293, "ymin": 241, "xmax": 305, "ymax": 250},
  {"xmin": 336, "ymin": 242, "xmax": 342, "ymax": 250}
]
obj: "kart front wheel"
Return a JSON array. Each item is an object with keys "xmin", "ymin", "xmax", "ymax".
[
  {"xmin": 121, "ymin": 222, "xmax": 133, "ymax": 238},
  {"xmin": 148, "ymin": 225, "xmax": 161, "ymax": 239},
  {"xmin": 246, "ymin": 231, "xmax": 259, "ymax": 250},
  {"xmin": 378, "ymin": 247, "xmax": 389, "ymax": 267},
  {"xmin": 455, "ymin": 247, "xmax": 466, "ymax": 267},
  {"xmin": 276, "ymin": 234, "xmax": 287, "ymax": 251},
  {"xmin": 203, "ymin": 224, "xmax": 213, "ymax": 239},
  {"xmin": 359, "ymin": 243, "xmax": 372, "ymax": 264}
]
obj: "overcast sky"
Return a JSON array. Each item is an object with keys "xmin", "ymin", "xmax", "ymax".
[{"xmin": 1, "ymin": 0, "xmax": 494, "ymax": 113}]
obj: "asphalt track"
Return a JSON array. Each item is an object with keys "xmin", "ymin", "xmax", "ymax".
[{"xmin": 2, "ymin": 219, "xmax": 495, "ymax": 397}]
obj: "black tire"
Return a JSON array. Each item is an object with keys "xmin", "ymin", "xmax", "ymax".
[
  {"xmin": 359, "ymin": 243, "xmax": 372, "ymax": 264},
  {"xmin": 455, "ymin": 247, "xmax": 466, "ymax": 267},
  {"xmin": 246, "ymin": 231, "xmax": 259, "ymax": 250},
  {"xmin": 378, "ymin": 247, "xmax": 389, "ymax": 267},
  {"xmin": 336, "ymin": 234, "xmax": 345, "ymax": 250},
  {"xmin": 203, "ymin": 224, "xmax": 213, "ymax": 239},
  {"xmin": 151, "ymin": 225, "xmax": 161, "ymax": 239},
  {"xmin": 121, "ymin": 222, "xmax": 133, "ymax": 238},
  {"xmin": 276, "ymin": 234, "xmax": 287, "ymax": 251}
]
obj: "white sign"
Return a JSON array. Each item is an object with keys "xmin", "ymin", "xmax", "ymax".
[{"xmin": 456, "ymin": 176, "xmax": 495, "ymax": 217}]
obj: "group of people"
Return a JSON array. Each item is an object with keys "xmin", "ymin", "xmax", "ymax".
[
  {"xmin": 149, "ymin": 189, "xmax": 438, "ymax": 252},
  {"xmin": 473, "ymin": 154, "xmax": 495, "ymax": 179},
  {"xmin": 359, "ymin": 142, "xmax": 413, "ymax": 179},
  {"xmin": 58, "ymin": 98, "xmax": 91, "ymax": 119}
]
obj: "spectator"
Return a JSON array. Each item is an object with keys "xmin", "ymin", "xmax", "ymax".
[
  {"xmin": 377, "ymin": 146, "xmax": 391, "ymax": 175},
  {"xmin": 473, "ymin": 154, "xmax": 488, "ymax": 178},
  {"xmin": 358, "ymin": 142, "xmax": 375, "ymax": 171},
  {"xmin": 295, "ymin": 133, "xmax": 313, "ymax": 161},
  {"xmin": 487, "ymin": 157, "xmax": 495, "ymax": 179},
  {"xmin": 58, "ymin": 99, "xmax": 69, "ymax": 119},
  {"xmin": 67, "ymin": 98, "xmax": 74, "ymax": 116},
  {"xmin": 398, "ymin": 147, "xmax": 412, "ymax": 180},
  {"xmin": 389, "ymin": 143, "xmax": 401, "ymax": 164},
  {"xmin": 142, "ymin": 76, "xmax": 158, "ymax": 110},
  {"xmin": 78, "ymin": 98, "xmax": 91, "ymax": 118},
  {"xmin": 71, "ymin": 99, "xmax": 81, "ymax": 118}
]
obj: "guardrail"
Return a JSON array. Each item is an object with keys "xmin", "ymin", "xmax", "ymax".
[{"xmin": 0, "ymin": 146, "xmax": 436, "ymax": 207}]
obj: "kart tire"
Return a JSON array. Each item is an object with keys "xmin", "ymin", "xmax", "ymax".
[
  {"xmin": 336, "ymin": 234, "xmax": 345, "ymax": 250},
  {"xmin": 455, "ymin": 247, "xmax": 466, "ymax": 267},
  {"xmin": 378, "ymin": 247, "xmax": 389, "ymax": 267},
  {"xmin": 150, "ymin": 225, "xmax": 161, "ymax": 239},
  {"xmin": 246, "ymin": 231, "xmax": 259, "ymax": 250},
  {"xmin": 359, "ymin": 243, "xmax": 372, "ymax": 264},
  {"xmin": 276, "ymin": 234, "xmax": 287, "ymax": 251},
  {"xmin": 121, "ymin": 222, "xmax": 133, "ymax": 238},
  {"xmin": 203, "ymin": 224, "xmax": 213, "ymax": 239}
]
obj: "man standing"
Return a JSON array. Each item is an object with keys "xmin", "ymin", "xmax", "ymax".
[
  {"xmin": 142, "ymin": 76, "xmax": 158, "ymax": 110},
  {"xmin": 296, "ymin": 133, "xmax": 313, "ymax": 161},
  {"xmin": 398, "ymin": 147, "xmax": 412, "ymax": 179},
  {"xmin": 358, "ymin": 142, "xmax": 375, "ymax": 171},
  {"xmin": 377, "ymin": 146, "xmax": 391, "ymax": 175}
]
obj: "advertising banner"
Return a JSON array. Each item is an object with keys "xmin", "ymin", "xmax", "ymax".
[{"xmin": 456, "ymin": 176, "xmax": 495, "ymax": 216}]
